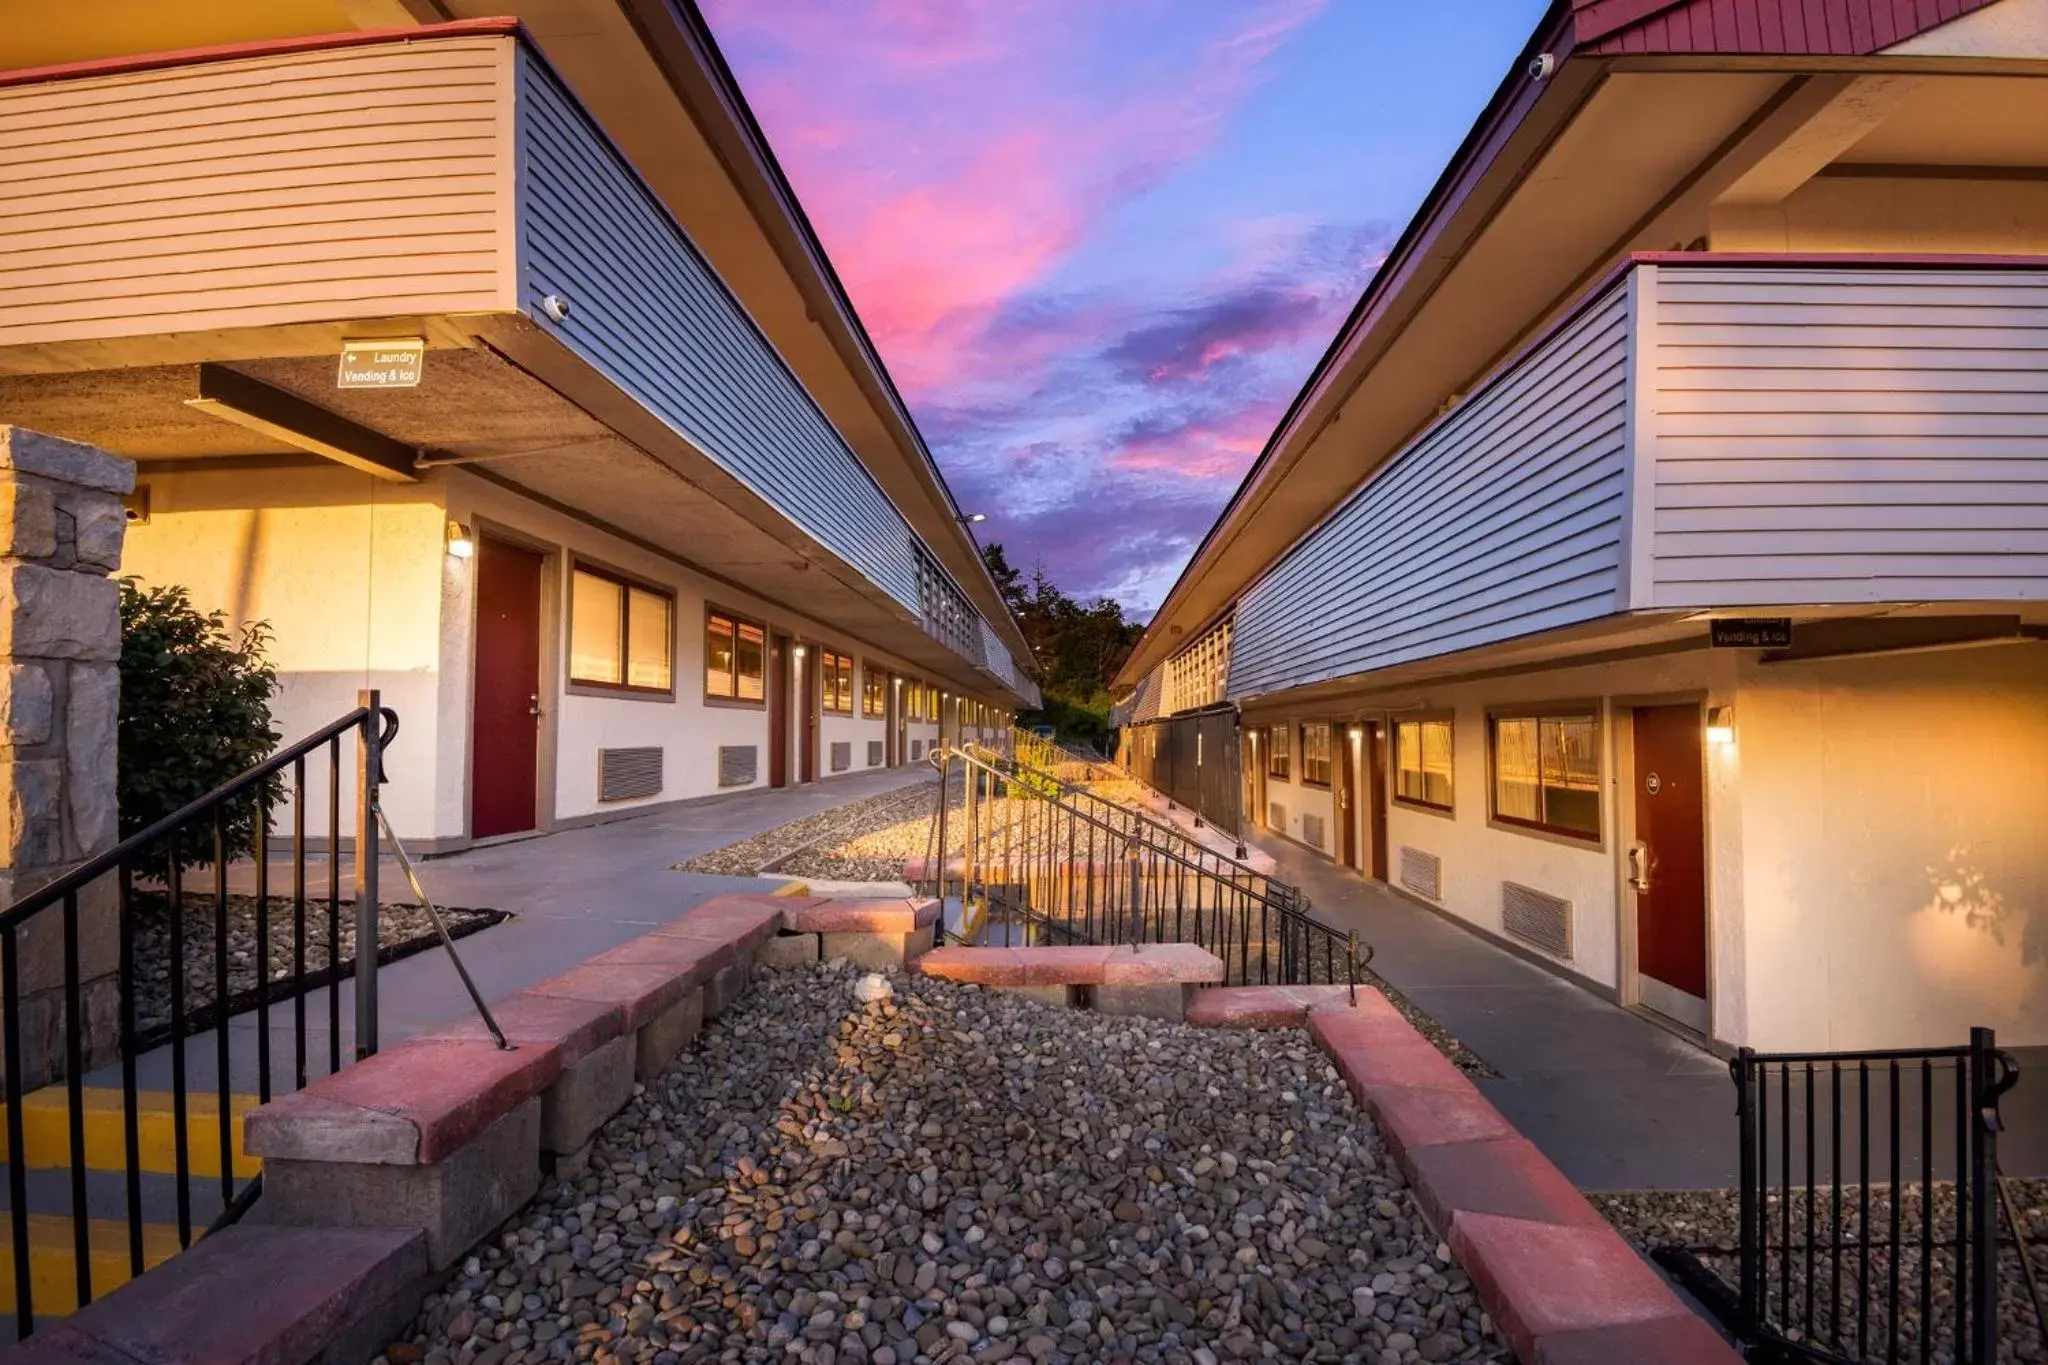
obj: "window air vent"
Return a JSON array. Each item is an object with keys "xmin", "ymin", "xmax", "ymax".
[
  {"xmin": 598, "ymin": 747, "xmax": 662, "ymax": 803},
  {"xmin": 1503, "ymin": 882, "xmax": 1572, "ymax": 960},
  {"xmin": 1268, "ymin": 801, "xmax": 1285, "ymax": 831},
  {"xmin": 830, "ymin": 741, "xmax": 851, "ymax": 772},
  {"xmin": 1399, "ymin": 847, "xmax": 1442, "ymax": 900},
  {"xmin": 717, "ymin": 745, "xmax": 757, "ymax": 788},
  {"xmin": 1301, "ymin": 813, "xmax": 1325, "ymax": 850},
  {"xmin": 867, "ymin": 740, "xmax": 884, "ymax": 767},
  {"xmin": 911, "ymin": 739, "xmax": 924, "ymax": 761}
]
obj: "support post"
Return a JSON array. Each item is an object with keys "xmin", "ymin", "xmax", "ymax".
[
  {"xmin": 354, "ymin": 689, "xmax": 382, "ymax": 1060},
  {"xmin": 1969, "ymin": 1028, "xmax": 2001, "ymax": 1364}
]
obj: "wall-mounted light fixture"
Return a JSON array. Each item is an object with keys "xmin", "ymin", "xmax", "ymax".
[
  {"xmin": 793, "ymin": 645, "xmax": 807, "ymax": 659},
  {"xmin": 446, "ymin": 520, "xmax": 475, "ymax": 559},
  {"xmin": 1706, "ymin": 705, "xmax": 1736, "ymax": 745},
  {"xmin": 958, "ymin": 512, "xmax": 987, "ymax": 524},
  {"xmin": 1347, "ymin": 725, "xmax": 1364, "ymax": 739}
]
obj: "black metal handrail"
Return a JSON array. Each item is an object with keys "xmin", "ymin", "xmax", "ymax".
[
  {"xmin": 1669, "ymin": 1029, "xmax": 2021, "ymax": 1365},
  {"xmin": 975, "ymin": 742, "xmax": 1304, "ymax": 914},
  {"xmin": 924, "ymin": 744, "xmax": 1365, "ymax": 989},
  {"xmin": 0, "ymin": 693, "xmax": 398, "ymax": 1338}
]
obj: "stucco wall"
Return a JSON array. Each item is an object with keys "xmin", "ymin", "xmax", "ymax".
[
  {"xmin": 121, "ymin": 463, "xmax": 449, "ymax": 840},
  {"xmin": 1733, "ymin": 644, "xmax": 2048, "ymax": 1051}
]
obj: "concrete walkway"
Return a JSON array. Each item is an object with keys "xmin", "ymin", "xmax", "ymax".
[
  {"xmin": 110, "ymin": 767, "xmax": 934, "ymax": 1094},
  {"xmin": 1255, "ymin": 831, "xmax": 2048, "ymax": 1191}
]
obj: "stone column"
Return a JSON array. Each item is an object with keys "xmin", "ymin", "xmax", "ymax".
[{"xmin": 0, "ymin": 427, "xmax": 132, "ymax": 1088}]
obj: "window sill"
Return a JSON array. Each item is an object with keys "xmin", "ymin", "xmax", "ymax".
[
  {"xmin": 567, "ymin": 682, "xmax": 675, "ymax": 704},
  {"xmin": 1486, "ymin": 816, "xmax": 1604, "ymax": 852},
  {"xmin": 1393, "ymin": 797, "xmax": 1456, "ymax": 821},
  {"xmin": 702, "ymin": 694, "xmax": 767, "ymax": 711}
]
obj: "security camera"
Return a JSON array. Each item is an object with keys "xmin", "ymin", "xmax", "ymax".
[{"xmin": 1529, "ymin": 52, "xmax": 1557, "ymax": 81}]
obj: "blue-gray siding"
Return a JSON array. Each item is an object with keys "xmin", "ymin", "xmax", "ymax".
[
  {"xmin": 1648, "ymin": 265, "xmax": 2048, "ymax": 606},
  {"xmin": 1229, "ymin": 280, "xmax": 1633, "ymax": 699},
  {"xmin": 515, "ymin": 51, "xmax": 920, "ymax": 610}
]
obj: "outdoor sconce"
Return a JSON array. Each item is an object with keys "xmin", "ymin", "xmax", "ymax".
[
  {"xmin": 1707, "ymin": 705, "xmax": 1736, "ymax": 745},
  {"xmin": 793, "ymin": 645, "xmax": 806, "ymax": 659},
  {"xmin": 446, "ymin": 520, "xmax": 475, "ymax": 559},
  {"xmin": 1347, "ymin": 726, "xmax": 1364, "ymax": 739}
]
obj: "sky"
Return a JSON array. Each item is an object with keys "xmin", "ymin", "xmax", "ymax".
[{"xmin": 699, "ymin": 0, "xmax": 1549, "ymax": 617}]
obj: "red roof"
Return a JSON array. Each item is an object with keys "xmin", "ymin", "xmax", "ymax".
[{"xmin": 1571, "ymin": 0, "xmax": 2001, "ymax": 54}]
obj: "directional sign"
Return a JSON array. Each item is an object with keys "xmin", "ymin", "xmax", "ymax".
[
  {"xmin": 338, "ymin": 338, "xmax": 426, "ymax": 389},
  {"xmin": 1710, "ymin": 618, "xmax": 1792, "ymax": 649}
]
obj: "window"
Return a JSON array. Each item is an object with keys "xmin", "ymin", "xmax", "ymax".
[
  {"xmin": 1394, "ymin": 717, "xmax": 1455, "ymax": 811},
  {"xmin": 820, "ymin": 651, "xmax": 854, "ymax": 714},
  {"xmin": 862, "ymin": 666, "xmax": 886, "ymax": 717},
  {"xmin": 1490, "ymin": 711, "xmax": 1601, "ymax": 840},
  {"xmin": 1299, "ymin": 722, "xmax": 1332, "ymax": 788},
  {"xmin": 703, "ymin": 608, "xmax": 766, "ymax": 704},
  {"xmin": 570, "ymin": 566, "xmax": 673, "ymax": 694},
  {"xmin": 1266, "ymin": 723, "xmax": 1290, "ymax": 780}
]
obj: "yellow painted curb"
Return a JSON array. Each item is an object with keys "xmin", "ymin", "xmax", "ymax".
[
  {"xmin": 0, "ymin": 1213, "xmax": 185, "ymax": 1316},
  {"xmin": 770, "ymin": 881, "xmax": 811, "ymax": 897},
  {"xmin": 0, "ymin": 1089, "xmax": 262, "ymax": 1180}
]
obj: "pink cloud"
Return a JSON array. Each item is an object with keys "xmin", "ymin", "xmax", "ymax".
[{"xmin": 703, "ymin": 0, "xmax": 1329, "ymax": 399}]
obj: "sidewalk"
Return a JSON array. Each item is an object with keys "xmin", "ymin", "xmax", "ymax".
[{"xmin": 1254, "ymin": 832, "xmax": 2048, "ymax": 1190}]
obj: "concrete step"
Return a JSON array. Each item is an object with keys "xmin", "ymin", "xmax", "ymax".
[{"xmin": 0, "ymin": 1087, "xmax": 262, "ymax": 1179}]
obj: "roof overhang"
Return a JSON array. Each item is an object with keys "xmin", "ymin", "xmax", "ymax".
[
  {"xmin": 0, "ymin": 0, "xmax": 1035, "ymax": 675},
  {"xmin": 1115, "ymin": 0, "xmax": 2048, "ymax": 691}
]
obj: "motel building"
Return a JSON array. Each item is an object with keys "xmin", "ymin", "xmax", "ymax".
[
  {"xmin": 0, "ymin": 4, "xmax": 1036, "ymax": 850},
  {"xmin": 1114, "ymin": 0, "xmax": 2048, "ymax": 1056}
]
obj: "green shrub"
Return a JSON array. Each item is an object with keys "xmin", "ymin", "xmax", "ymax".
[{"xmin": 118, "ymin": 581, "xmax": 280, "ymax": 875}]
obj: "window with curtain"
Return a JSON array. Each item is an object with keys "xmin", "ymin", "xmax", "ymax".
[
  {"xmin": 1394, "ymin": 717, "xmax": 1455, "ymax": 810},
  {"xmin": 862, "ymin": 667, "xmax": 887, "ymax": 717},
  {"xmin": 1299, "ymin": 722, "xmax": 1332, "ymax": 787},
  {"xmin": 1266, "ymin": 723, "xmax": 1290, "ymax": 780},
  {"xmin": 703, "ymin": 608, "xmax": 765, "ymax": 703},
  {"xmin": 1490, "ymin": 711, "xmax": 1600, "ymax": 839},
  {"xmin": 820, "ymin": 651, "xmax": 854, "ymax": 714},
  {"xmin": 570, "ymin": 566, "xmax": 673, "ymax": 693}
]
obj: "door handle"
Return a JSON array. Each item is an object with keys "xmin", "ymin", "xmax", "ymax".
[
  {"xmin": 528, "ymin": 693, "xmax": 543, "ymax": 718},
  {"xmin": 1627, "ymin": 841, "xmax": 1651, "ymax": 893}
]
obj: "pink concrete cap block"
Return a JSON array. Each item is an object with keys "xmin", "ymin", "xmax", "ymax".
[
  {"xmin": 418, "ymin": 989, "xmax": 625, "ymax": 1065},
  {"xmin": 1404, "ymin": 1137, "xmax": 1605, "ymax": 1234},
  {"xmin": 1369, "ymin": 1084, "xmax": 1519, "ymax": 1166},
  {"xmin": 244, "ymin": 1090, "xmax": 419, "ymax": 1165},
  {"xmin": 529, "ymin": 960, "xmax": 693, "ymax": 1031},
  {"xmin": 590, "ymin": 933, "xmax": 730, "ymax": 987},
  {"xmin": 277, "ymin": 1037, "xmax": 563, "ymax": 1164},
  {"xmin": 0, "ymin": 1323, "xmax": 137, "ymax": 1363},
  {"xmin": 785, "ymin": 897, "xmax": 940, "ymax": 934},
  {"xmin": 1449, "ymin": 1212, "xmax": 1696, "ymax": 1362},
  {"xmin": 1533, "ymin": 1312, "xmax": 1741, "ymax": 1364},
  {"xmin": 914, "ymin": 945, "xmax": 1115, "ymax": 986},
  {"xmin": 1311, "ymin": 1005, "xmax": 1470, "ymax": 1099},
  {"xmin": 1101, "ymin": 943, "xmax": 1226, "ymax": 986},
  {"xmin": 659, "ymin": 894, "xmax": 787, "ymax": 949},
  {"xmin": 1181, "ymin": 984, "xmax": 1357, "ymax": 1029}
]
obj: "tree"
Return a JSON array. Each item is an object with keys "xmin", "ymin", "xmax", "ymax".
[{"xmin": 981, "ymin": 544, "xmax": 1143, "ymax": 743}]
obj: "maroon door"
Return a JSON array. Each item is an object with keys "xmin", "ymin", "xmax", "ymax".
[
  {"xmin": 769, "ymin": 633, "xmax": 790, "ymax": 788},
  {"xmin": 799, "ymin": 646, "xmax": 819, "ymax": 782},
  {"xmin": 884, "ymin": 673, "xmax": 900, "ymax": 767},
  {"xmin": 1336, "ymin": 724, "xmax": 1360, "ymax": 870},
  {"xmin": 1633, "ymin": 705, "xmax": 1708, "ymax": 1005},
  {"xmin": 1367, "ymin": 722, "xmax": 1390, "ymax": 882},
  {"xmin": 471, "ymin": 536, "xmax": 542, "ymax": 837}
]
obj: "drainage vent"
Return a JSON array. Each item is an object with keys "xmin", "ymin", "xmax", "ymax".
[
  {"xmin": 1399, "ymin": 846, "xmax": 1442, "ymax": 900},
  {"xmin": 717, "ymin": 745, "xmax": 757, "ymax": 788},
  {"xmin": 598, "ymin": 747, "xmax": 662, "ymax": 802},
  {"xmin": 1503, "ymin": 881, "xmax": 1572, "ymax": 960}
]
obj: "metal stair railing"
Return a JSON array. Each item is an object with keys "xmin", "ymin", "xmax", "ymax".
[
  {"xmin": 922, "ymin": 743, "xmax": 1366, "ymax": 988},
  {"xmin": 0, "ymin": 689, "xmax": 502, "ymax": 1339}
]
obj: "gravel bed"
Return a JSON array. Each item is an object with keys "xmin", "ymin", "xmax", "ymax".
[
  {"xmin": 132, "ymin": 891, "xmax": 507, "ymax": 1045},
  {"xmin": 676, "ymin": 783, "xmax": 941, "ymax": 879},
  {"xmin": 388, "ymin": 962, "xmax": 1511, "ymax": 1365},
  {"xmin": 1592, "ymin": 1183, "xmax": 2048, "ymax": 1362}
]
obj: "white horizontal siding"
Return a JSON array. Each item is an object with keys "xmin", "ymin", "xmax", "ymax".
[
  {"xmin": 1647, "ymin": 265, "xmax": 2048, "ymax": 606},
  {"xmin": 1228, "ymin": 280, "xmax": 1633, "ymax": 700},
  {"xmin": 516, "ymin": 50, "xmax": 921, "ymax": 612},
  {"xmin": 0, "ymin": 38, "xmax": 513, "ymax": 347}
]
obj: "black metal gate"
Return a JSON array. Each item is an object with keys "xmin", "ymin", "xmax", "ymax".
[{"xmin": 1717, "ymin": 1030, "xmax": 2021, "ymax": 1363}]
